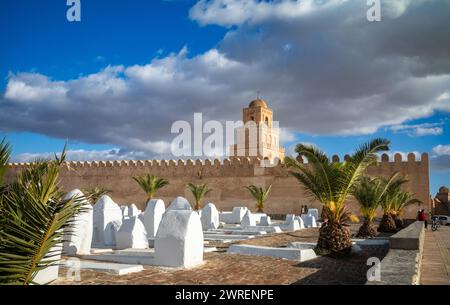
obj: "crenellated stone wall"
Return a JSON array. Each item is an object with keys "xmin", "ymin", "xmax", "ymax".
[{"xmin": 4, "ymin": 152, "xmax": 430, "ymax": 219}]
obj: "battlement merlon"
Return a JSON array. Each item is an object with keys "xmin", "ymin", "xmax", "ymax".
[{"xmin": 6, "ymin": 152, "xmax": 429, "ymax": 171}]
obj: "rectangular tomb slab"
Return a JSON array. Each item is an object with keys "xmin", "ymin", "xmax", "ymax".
[
  {"xmin": 60, "ymin": 259, "xmax": 144, "ymax": 275},
  {"xmin": 227, "ymin": 244, "xmax": 317, "ymax": 262},
  {"xmin": 203, "ymin": 234, "xmax": 255, "ymax": 240}
]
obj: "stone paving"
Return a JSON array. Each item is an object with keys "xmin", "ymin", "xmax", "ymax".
[
  {"xmin": 55, "ymin": 225, "xmax": 389, "ymax": 285},
  {"xmin": 420, "ymin": 225, "xmax": 450, "ymax": 285}
]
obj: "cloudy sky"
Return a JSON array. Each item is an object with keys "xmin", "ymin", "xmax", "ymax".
[{"xmin": 0, "ymin": 0, "xmax": 449, "ymax": 194}]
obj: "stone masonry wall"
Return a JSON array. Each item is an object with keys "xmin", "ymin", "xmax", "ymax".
[{"xmin": 4, "ymin": 152, "xmax": 429, "ymax": 219}]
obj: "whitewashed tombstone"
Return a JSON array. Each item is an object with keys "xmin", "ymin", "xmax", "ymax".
[
  {"xmin": 284, "ymin": 214, "xmax": 296, "ymax": 224},
  {"xmin": 231, "ymin": 207, "xmax": 248, "ymax": 223},
  {"xmin": 307, "ymin": 208, "xmax": 319, "ymax": 221},
  {"xmin": 260, "ymin": 216, "xmax": 271, "ymax": 226},
  {"xmin": 241, "ymin": 210, "xmax": 256, "ymax": 227},
  {"xmin": 301, "ymin": 214, "xmax": 317, "ymax": 228},
  {"xmin": 155, "ymin": 210, "xmax": 204, "ymax": 268},
  {"xmin": 128, "ymin": 204, "xmax": 141, "ymax": 217},
  {"xmin": 201, "ymin": 203, "xmax": 219, "ymax": 230},
  {"xmin": 104, "ymin": 220, "xmax": 121, "ymax": 246},
  {"xmin": 252, "ymin": 213, "xmax": 267, "ymax": 224},
  {"xmin": 121, "ymin": 206, "xmax": 128, "ymax": 217},
  {"xmin": 143, "ymin": 199, "xmax": 166, "ymax": 238},
  {"xmin": 33, "ymin": 244, "xmax": 62, "ymax": 284},
  {"xmin": 295, "ymin": 216, "xmax": 305, "ymax": 229},
  {"xmin": 138, "ymin": 212, "xmax": 145, "ymax": 223},
  {"xmin": 167, "ymin": 196, "xmax": 193, "ymax": 211},
  {"xmin": 116, "ymin": 216, "xmax": 148, "ymax": 249},
  {"xmin": 62, "ymin": 189, "xmax": 93, "ymax": 256},
  {"xmin": 93, "ymin": 195, "xmax": 123, "ymax": 246},
  {"xmin": 286, "ymin": 218, "xmax": 300, "ymax": 232}
]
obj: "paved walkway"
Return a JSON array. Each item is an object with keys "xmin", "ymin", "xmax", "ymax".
[{"xmin": 421, "ymin": 225, "xmax": 450, "ymax": 285}]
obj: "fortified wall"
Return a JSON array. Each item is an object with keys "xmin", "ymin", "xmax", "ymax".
[{"xmin": 4, "ymin": 152, "xmax": 430, "ymax": 219}]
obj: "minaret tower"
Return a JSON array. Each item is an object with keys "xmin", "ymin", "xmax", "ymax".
[{"xmin": 230, "ymin": 98, "xmax": 285, "ymax": 161}]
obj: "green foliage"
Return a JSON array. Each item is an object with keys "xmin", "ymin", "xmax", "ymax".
[
  {"xmin": 81, "ymin": 187, "xmax": 111, "ymax": 204},
  {"xmin": 0, "ymin": 146, "xmax": 86, "ymax": 285},
  {"xmin": 0, "ymin": 138, "xmax": 12, "ymax": 186},
  {"xmin": 187, "ymin": 183, "xmax": 212, "ymax": 211},
  {"xmin": 133, "ymin": 174, "xmax": 169, "ymax": 203},
  {"xmin": 380, "ymin": 174, "xmax": 409, "ymax": 214},
  {"xmin": 390, "ymin": 190, "xmax": 422, "ymax": 218},
  {"xmin": 245, "ymin": 185, "xmax": 272, "ymax": 213},
  {"xmin": 352, "ymin": 173, "xmax": 399, "ymax": 221},
  {"xmin": 285, "ymin": 138, "xmax": 390, "ymax": 225}
]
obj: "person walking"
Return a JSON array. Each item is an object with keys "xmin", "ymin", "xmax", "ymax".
[{"xmin": 421, "ymin": 209, "xmax": 428, "ymax": 229}]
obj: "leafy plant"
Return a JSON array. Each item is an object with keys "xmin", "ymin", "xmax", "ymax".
[
  {"xmin": 187, "ymin": 183, "xmax": 212, "ymax": 211},
  {"xmin": 378, "ymin": 174, "xmax": 408, "ymax": 233},
  {"xmin": 0, "ymin": 146, "xmax": 86, "ymax": 285},
  {"xmin": 133, "ymin": 174, "xmax": 169, "ymax": 205},
  {"xmin": 352, "ymin": 175, "xmax": 396, "ymax": 238},
  {"xmin": 82, "ymin": 187, "xmax": 111, "ymax": 205},
  {"xmin": 285, "ymin": 138, "xmax": 390, "ymax": 253},
  {"xmin": 0, "ymin": 138, "xmax": 12, "ymax": 186},
  {"xmin": 245, "ymin": 185, "xmax": 272, "ymax": 213},
  {"xmin": 390, "ymin": 190, "xmax": 422, "ymax": 229}
]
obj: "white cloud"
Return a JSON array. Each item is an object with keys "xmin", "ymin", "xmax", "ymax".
[
  {"xmin": 433, "ymin": 144, "xmax": 450, "ymax": 156},
  {"xmin": 189, "ymin": 0, "xmax": 349, "ymax": 27},
  {"xmin": 12, "ymin": 148, "xmax": 139, "ymax": 163},
  {"xmin": 390, "ymin": 122, "xmax": 444, "ymax": 136},
  {"xmin": 279, "ymin": 128, "xmax": 296, "ymax": 144}
]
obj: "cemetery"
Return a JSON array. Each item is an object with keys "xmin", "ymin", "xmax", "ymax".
[{"xmin": 43, "ymin": 189, "xmax": 393, "ymax": 285}]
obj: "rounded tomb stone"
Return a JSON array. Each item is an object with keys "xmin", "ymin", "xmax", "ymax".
[
  {"xmin": 93, "ymin": 195, "xmax": 123, "ymax": 247},
  {"xmin": 167, "ymin": 196, "xmax": 193, "ymax": 211},
  {"xmin": 116, "ymin": 216, "xmax": 148, "ymax": 249},
  {"xmin": 143, "ymin": 199, "xmax": 166, "ymax": 238},
  {"xmin": 201, "ymin": 203, "xmax": 219, "ymax": 230},
  {"xmin": 62, "ymin": 189, "xmax": 93, "ymax": 256},
  {"xmin": 241, "ymin": 210, "xmax": 256, "ymax": 227},
  {"xmin": 155, "ymin": 210, "xmax": 204, "ymax": 268},
  {"xmin": 260, "ymin": 215, "xmax": 271, "ymax": 226}
]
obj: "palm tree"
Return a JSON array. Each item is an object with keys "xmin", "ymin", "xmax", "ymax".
[
  {"xmin": 133, "ymin": 174, "xmax": 169, "ymax": 205},
  {"xmin": 81, "ymin": 187, "xmax": 111, "ymax": 205},
  {"xmin": 245, "ymin": 185, "xmax": 272, "ymax": 213},
  {"xmin": 378, "ymin": 174, "xmax": 408, "ymax": 233},
  {"xmin": 352, "ymin": 176, "xmax": 393, "ymax": 238},
  {"xmin": 390, "ymin": 190, "xmax": 422, "ymax": 229},
  {"xmin": 187, "ymin": 183, "xmax": 212, "ymax": 211},
  {"xmin": 0, "ymin": 146, "xmax": 86, "ymax": 285},
  {"xmin": 0, "ymin": 138, "xmax": 12, "ymax": 186},
  {"xmin": 285, "ymin": 138, "xmax": 390, "ymax": 253}
]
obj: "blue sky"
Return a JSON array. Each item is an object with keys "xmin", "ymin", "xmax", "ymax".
[{"xmin": 0, "ymin": 0, "xmax": 449, "ymax": 195}]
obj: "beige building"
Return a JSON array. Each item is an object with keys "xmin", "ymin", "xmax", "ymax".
[
  {"xmin": 432, "ymin": 186, "xmax": 450, "ymax": 215},
  {"xmin": 230, "ymin": 98, "xmax": 285, "ymax": 161}
]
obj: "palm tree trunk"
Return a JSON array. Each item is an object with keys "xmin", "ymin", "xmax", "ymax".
[
  {"xmin": 393, "ymin": 216, "xmax": 404, "ymax": 230},
  {"xmin": 377, "ymin": 213, "xmax": 397, "ymax": 233},
  {"xmin": 356, "ymin": 219, "xmax": 377, "ymax": 238},
  {"xmin": 317, "ymin": 221, "xmax": 352, "ymax": 253}
]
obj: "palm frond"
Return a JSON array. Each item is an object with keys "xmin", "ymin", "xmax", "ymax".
[
  {"xmin": 286, "ymin": 138, "xmax": 390, "ymax": 224},
  {"xmin": 133, "ymin": 174, "xmax": 169, "ymax": 201},
  {"xmin": 0, "ymin": 138, "xmax": 12, "ymax": 186},
  {"xmin": 187, "ymin": 183, "xmax": 212, "ymax": 210},
  {"xmin": 245, "ymin": 184, "xmax": 272, "ymax": 212},
  {"xmin": 0, "ymin": 147, "xmax": 86, "ymax": 285}
]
